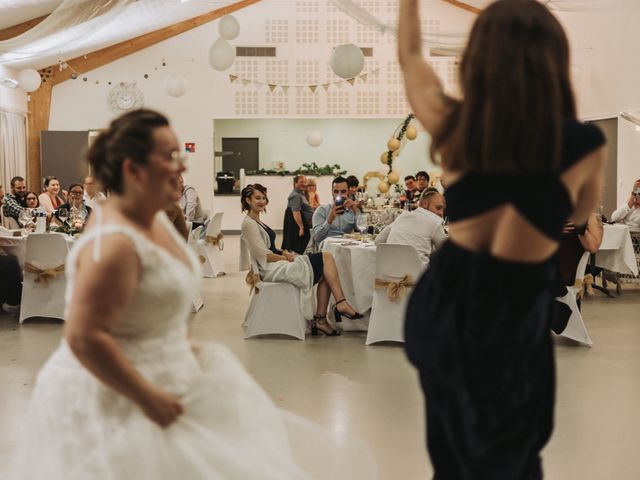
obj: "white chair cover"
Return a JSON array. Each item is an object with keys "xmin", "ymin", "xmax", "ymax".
[
  {"xmin": 19, "ymin": 233, "xmax": 69, "ymax": 324},
  {"xmin": 366, "ymin": 244, "xmax": 423, "ymax": 345},
  {"xmin": 243, "ymin": 258, "xmax": 307, "ymax": 341},
  {"xmin": 203, "ymin": 212, "xmax": 226, "ymax": 277},
  {"xmin": 556, "ymin": 251, "xmax": 593, "ymax": 346},
  {"xmin": 0, "ymin": 226, "xmax": 13, "ymax": 236}
]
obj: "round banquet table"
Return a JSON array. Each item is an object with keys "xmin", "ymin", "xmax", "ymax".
[{"xmin": 0, "ymin": 233, "xmax": 76, "ymax": 267}]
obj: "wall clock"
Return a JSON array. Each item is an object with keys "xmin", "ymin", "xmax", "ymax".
[{"xmin": 108, "ymin": 82, "xmax": 144, "ymax": 113}]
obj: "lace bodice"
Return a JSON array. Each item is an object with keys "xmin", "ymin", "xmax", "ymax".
[{"xmin": 65, "ymin": 212, "xmax": 200, "ymax": 342}]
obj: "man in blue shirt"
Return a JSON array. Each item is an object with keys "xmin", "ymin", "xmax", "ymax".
[{"xmin": 312, "ymin": 176, "xmax": 361, "ymax": 244}]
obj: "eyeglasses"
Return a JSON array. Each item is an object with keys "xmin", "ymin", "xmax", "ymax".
[{"xmin": 70, "ymin": 190, "xmax": 84, "ymax": 196}]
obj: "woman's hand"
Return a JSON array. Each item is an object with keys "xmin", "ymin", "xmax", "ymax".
[
  {"xmin": 283, "ymin": 250, "xmax": 295, "ymax": 262},
  {"xmin": 139, "ymin": 387, "xmax": 184, "ymax": 427}
]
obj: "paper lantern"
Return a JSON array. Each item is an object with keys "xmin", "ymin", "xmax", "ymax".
[
  {"xmin": 209, "ymin": 37, "xmax": 235, "ymax": 71},
  {"xmin": 378, "ymin": 181, "xmax": 390, "ymax": 194},
  {"xmin": 306, "ymin": 131, "xmax": 323, "ymax": 147},
  {"xmin": 330, "ymin": 44, "xmax": 364, "ymax": 80},
  {"xmin": 164, "ymin": 74, "xmax": 188, "ymax": 97},
  {"xmin": 387, "ymin": 137, "xmax": 401, "ymax": 151},
  {"xmin": 219, "ymin": 15, "xmax": 240, "ymax": 40},
  {"xmin": 405, "ymin": 125, "xmax": 418, "ymax": 140},
  {"xmin": 380, "ymin": 152, "xmax": 390, "ymax": 165},
  {"xmin": 387, "ymin": 171, "xmax": 399, "ymax": 184},
  {"xmin": 17, "ymin": 69, "xmax": 42, "ymax": 92}
]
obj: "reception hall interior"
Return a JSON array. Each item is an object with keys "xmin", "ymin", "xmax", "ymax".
[{"xmin": 1, "ymin": 0, "xmax": 640, "ymax": 478}]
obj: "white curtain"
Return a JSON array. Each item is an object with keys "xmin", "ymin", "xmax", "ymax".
[{"xmin": 0, "ymin": 109, "xmax": 27, "ymax": 192}]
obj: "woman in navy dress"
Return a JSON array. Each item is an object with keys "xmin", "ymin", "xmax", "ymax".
[{"xmin": 399, "ymin": 1, "xmax": 605, "ymax": 478}]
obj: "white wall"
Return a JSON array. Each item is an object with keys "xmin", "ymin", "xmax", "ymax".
[
  {"xmin": 213, "ymin": 118, "xmax": 434, "ymax": 181},
  {"xmin": 0, "ymin": 65, "xmax": 27, "ymax": 113}
]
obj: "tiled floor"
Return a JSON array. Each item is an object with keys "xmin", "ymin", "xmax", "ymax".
[{"xmin": 1, "ymin": 235, "xmax": 639, "ymax": 479}]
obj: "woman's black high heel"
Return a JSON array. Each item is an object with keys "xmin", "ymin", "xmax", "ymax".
[
  {"xmin": 311, "ymin": 315, "xmax": 340, "ymax": 337},
  {"xmin": 333, "ymin": 298, "xmax": 364, "ymax": 322}
]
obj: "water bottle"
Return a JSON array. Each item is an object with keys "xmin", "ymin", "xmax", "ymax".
[{"xmin": 35, "ymin": 209, "xmax": 47, "ymax": 233}]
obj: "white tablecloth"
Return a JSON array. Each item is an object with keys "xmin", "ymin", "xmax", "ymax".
[
  {"xmin": 322, "ymin": 238, "xmax": 377, "ymax": 313},
  {"xmin": 0, "ymin": 234, "xmax": 75, "ymax": 267},
  {"xmin": 595, "ymin": 224, "xmax": 639, "ymax": 276}
]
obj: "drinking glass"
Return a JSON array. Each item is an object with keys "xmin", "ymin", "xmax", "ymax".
[
  {"xmin": 356, "ymin": 214, "xmax": 368, "ymax": 234},
  {"xmin": 57, "ymin": 207, "xmax": 69, "ymax": 225}
]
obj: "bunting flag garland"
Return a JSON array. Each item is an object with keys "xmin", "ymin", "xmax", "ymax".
[{"xmin": 226, "ymin": 68, "xmax": 380, "ymax": 93}]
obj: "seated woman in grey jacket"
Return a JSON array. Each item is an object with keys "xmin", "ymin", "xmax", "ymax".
[{"xmin": 240, "ymin": 184, "xmax": 362, "ymax": 336}]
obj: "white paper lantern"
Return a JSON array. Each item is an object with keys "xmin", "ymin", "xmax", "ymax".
[
  {"xmin": 164, "ymin": 73, "xmax": 188, "ymax": 97},
  {"xmin": 330, "ymin": 44, "xmax": 364, "ymax": 79},
  {"xmin": 209, "ymin": 37, "xmax": 235, "ymax": 71},
  {"xmin": 219, "ymin": 15, "xmax": 240, "ymax": 40},
  {"xmin": 306, "ymin": 131, "xmax": 323, "ymax": 147},
  {"xmin": 17, "ymin": 69, "xmax": 42, "ymax": 92}
]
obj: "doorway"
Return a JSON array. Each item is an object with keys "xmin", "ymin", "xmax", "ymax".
[{"xmin": 221, "ymin": 137, "xmax": 259, "ymax": 177}]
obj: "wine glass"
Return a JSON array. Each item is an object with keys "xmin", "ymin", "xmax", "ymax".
[
  {"xmin": 18, "ymin": 208, "xmax": 33, "ymax": 228},
  {"xmin": 356, "ymin": 214, "xmax": 368, "ymax": 235},
  {"xmin": 57, "ymin": 207, "xmax": 69, "ymax": 225}
]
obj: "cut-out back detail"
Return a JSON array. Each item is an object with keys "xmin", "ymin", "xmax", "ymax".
[{"xmin": 445, "ymin": 119, "xmax": 605, "ymax": 241}]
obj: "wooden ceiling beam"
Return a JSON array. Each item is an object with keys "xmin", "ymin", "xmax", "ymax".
[
  {"xmin": 0, "ymin": 15, "xmax": 49, "ymax": 41},
  {"xmin": 53, "ymin": 0, "xmax": 261, "ymax": 86},
  {"xmin": 442, "ymin": 0, "xmax": 482, "ymax": 14}
]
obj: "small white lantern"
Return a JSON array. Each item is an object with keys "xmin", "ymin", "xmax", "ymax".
[
  {"xmin": 17, "ymin": 69, "xmax": 42, "ymax": 92},
  {"xmin": 164, "ymin": 73, "xmax": 188, "ymax": 97},
  {"xmin": 306, "ymin": 131, "xmax": 323, "ymax": 147},
  {"xmin": 330, "ymin": 44, "xmax": 365, "ymax": 79},
  {"xmin": 209, "ymin": 37, "xmax": 235, "ymax": 71},
  {"xmin": 219, "ymin": 15, "xmax": 240, "ymax": 40}
]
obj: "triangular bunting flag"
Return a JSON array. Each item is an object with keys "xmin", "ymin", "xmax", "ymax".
[
  {"xmin": 360, "ymin": 74, "xmax": 368, "ymax": 82},
  {"xmin": 268, "ymin": 84, "xmax": 277, "ymax": 93},
  {"xmin": 347, "ymin": 78, "xmax": 356, "ymax": 86},
  {"xmin": 372, "ymin": 69, "xmax": 380, "ymax": 76},
  {"xmin": 242, "ymin": 79, "xmax": 251, "ymax": 86},
  {"xmin": 321, "ymin": 83, "xmax": 330, "ymax": 92},
  {"xmin": 229, "ymin": 74, "xmax": 238, "ymax": 83},
  {"xmin": 282, "ymin": 85, "xmax": 290, "ymax": 93},
  {"xmin": 309, "ymin": 85, "xmax": 317, "ymax": 93}
]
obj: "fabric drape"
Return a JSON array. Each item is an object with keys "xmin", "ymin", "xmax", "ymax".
[{"xmin": 0, "ymin": 109, "xmax": 26, "ymax": 191}]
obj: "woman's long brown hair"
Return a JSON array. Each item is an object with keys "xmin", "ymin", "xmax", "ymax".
[{"xmin": 432, "ymin": 0, "xmax": 576, "ymax": 173}]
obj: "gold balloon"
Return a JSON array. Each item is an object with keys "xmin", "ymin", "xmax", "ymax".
[
  {"xmin": 378, "ymin": 181, "xmax": 390, "ymax": 193},
  {"xmin": 405, "ymin": 125, "xmax": 418, "ymax": 140},
  {"xmin": 387, "ymin": 137, "xmax": 401, "ymax": 151},
  {"xmin": 380, "ymin": 152, "xmax": 390, "ymax": 165},
  {"xmin": 387, "ymin": 171, "xmax": 399, "ymax": 184}
]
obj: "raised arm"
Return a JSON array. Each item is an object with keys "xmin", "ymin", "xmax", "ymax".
[
  {"xmin": 398, "ymin": 0, "xmax": 450, "ymax": 136},
  {"xmin": 64, "ymin": 235, "xmax": 183, "ymax": 427}
]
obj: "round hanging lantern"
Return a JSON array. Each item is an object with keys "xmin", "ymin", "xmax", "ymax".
[
  {"xmin": 405, "ymin": 125, "xmax": 418, "ymax": 140},
  {"xmin": 17, "ymin": 69, "xmax": 42, "ymax": 92},
  {"xmin": 219, "ymin": 15, "xmax": 240, "ymax": 40},
  {"xmin": 209, "ymin": 37, "xmax": 235, "ymax": 71},
  {"xmin": 387, "ymin": 171, "xmax": 400, "ymax": 185},
  {"xmin": 378, "ymin": 181, "xmax": 390, "ymax": 194},
  {"xmin": 380, "ymin": 152, "xmax": 390, "ymax": 165},
  {"xmin": 164, "ymin": 74, "xmax": 188, "ymax": 97},
  {"xmin": 330, "ymin": 44, "xmax": 364, "ymax": 80},
  {"xmin": 387, "ymin": 137, "xmax": 401, "ymax": 151},
  {"xmin": 306, "ymin": 131, "xmax": 323, "ymax": 147}
]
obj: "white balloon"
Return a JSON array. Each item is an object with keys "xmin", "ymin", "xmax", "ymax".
[
  {"xmin": 164, "ymin": 73, "xmax": 188, "ymax": 97},
  {"xmin": 219, "ymin": 15, "xmax": 240, "ymax": 40},
  {"xmin": 17, "ymin": 69, "xmax": 42, "ymax": 92},
  {"xmin": 209, "ymin": 37, "xmax": 235, "ymax": 71},
  {"xmin": 330, "ymin": 44, "xmax": 364, "ymax": 80},
  {"xmin": 306, "ymin": 131, "xmax": 323, "ymax": 147}
]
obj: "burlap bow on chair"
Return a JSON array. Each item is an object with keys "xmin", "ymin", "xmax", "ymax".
[
  {"xmin": 574, "ymin": 273, "xmax": 595, "ymax": 300},
  {"xmin": 245, "ymin": 271, "xmax": 262, "ymax": 295},
  {"xmin": 24, "ymin": 263, "xmax": 65, "ymax": 288},
  {"xmin": 374, "ymin": 274, "xmax": 415, "ymax": 302},
  {"xmin": 205, "ymin": 233, "xmax": 224, "ymax": 251}
]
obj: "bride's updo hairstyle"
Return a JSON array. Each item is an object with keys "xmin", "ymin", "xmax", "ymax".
[{"xmin": 88, "ymin": 109, "xmax": 169, "ymax": 194}]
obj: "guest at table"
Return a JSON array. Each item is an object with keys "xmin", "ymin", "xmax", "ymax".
[
  {"xmin": 282, "ymin": 175, "xmax": 313, "ymax": 255},
  {"xmin": 416, "ymin": 171, "xmax": 430, "ymax": 192},
  {"xmin": 312, "ymin": 176, "xmax": 361, "ymax": 245},
  {"xmin": 241, "ymin": 183, "xmax": 362, "ymax": 336},
  {"xmin": 404, "ymin": 175, "xmax": 419, "ymax": 209},
  {"xmin": 422, "ymin": 188, "xmax": 446, "ymax": 218},
  {"xmin": 24, "ymin": 192, "xmax": 40, "ymax": 209},
  {"xmin": 178, "ymin": 174, "xmax": 207, "ymax": 229},
  {"xmin": 346, "ymin": 175, "xmax": 360, "ymax": 200},
  {"xmin": 2, "ymin": 176, "xmax": 27, "ymax": 224},
  {"xmin": 611, "ymin": 179, "xmax": 640, "ymax": 230},
  {"xmin": 54, "ymin": 183, "xmax": 92, "ymax": 228},
  {"xmin": 0, "ymin": 255, "xmax": 22, "ymax": 314},
  {"xmin": 39, "ymin": 176, "xmax": 65, "ymax": 214},
  {"xmin": 375, "ymin": 189, "xmax": 447, "ymax": 266},
  {"xmin": 306, "ymin": 177, "xmax": 321, "ymax": 209},
  {"xmin": 83, "ymin": 176, "xmax": 106, "ymax": 209}
]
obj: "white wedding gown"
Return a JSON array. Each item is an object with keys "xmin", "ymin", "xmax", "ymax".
[{"xmin": 12, "ymin": 213, "xmax": 376, "ymax": 479}]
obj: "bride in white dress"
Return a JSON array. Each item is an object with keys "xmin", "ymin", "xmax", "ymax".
[{"xmin": 12, "ymin": 110, "xmax": 376, "ymax": 480}]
